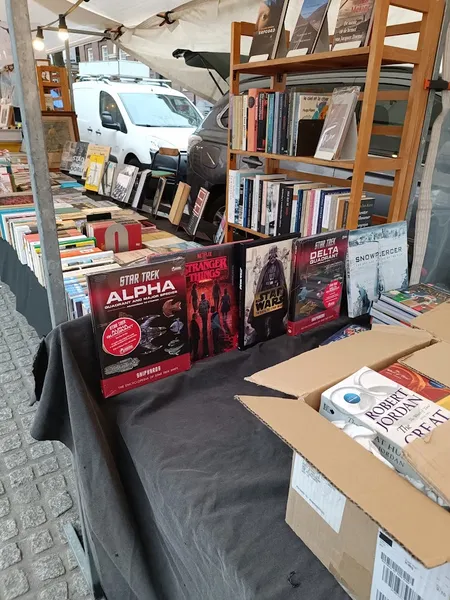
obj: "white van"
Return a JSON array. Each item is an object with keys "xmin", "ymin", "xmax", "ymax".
[{"xmin": 73, "ymin": 78, "xmax": 204, "ymax": 167}]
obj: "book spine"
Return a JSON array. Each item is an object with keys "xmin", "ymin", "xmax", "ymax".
[
  {"xmin": 247, "ymin": 90, "xmax": 258, "ymax": 152},
  {"xmin": 276, "ymin": 93, "xmax": 284, "ymax": 154},
  {"xmin": 273, "ymin": 93, "xmax": 280, "ymax": 154},
  {"xmin": 241, "ymin": 95, "xmax": 248, "ymax": 151},
  {"xmin": 246, "ymin": 179, "xmax": 254, "ymax": 229},
  {"xmin": 266, "ymin": 94, "xmax": 274, "ymax": 154},
  {"xmin": 286, "ymin": 91, "xmax": 293, "ymax": 156},
  {"xmin": 322, "ymin": 195, "xmax": 331, "ymax": 232},
  {"xmin": 238, "ymin": 248, "xmax": 246, "ymax": 349},
  {"xmin": 242, "ymin": 179, "xmax": 249, "ymax": 228},
  {"xmin": 341, "ymin": 200, "xmax": 349, "ymax": 228},
  {"xmin": 287, "ymin": 240, "xmax": 299, "ymax": 335},
  {"xmin": 280, "ymin": 92, "xmax": 290, "ymax": 155},
  {"xmin": 256, "ymin": 92, "xmax": 265, "ymax": 152},
  {"xmin": 257, "ymin": 180, "xmax": 265, "ymax": 232},
  {"xmin": 296, "ymin": 191, "xmax": 303, "ymax": 233},
  {"xmin": 316, "ymin": 191, "xmax": 326, "ymax": 234},
  {"xmin": 251, "ymin": 180, "xmax": 259, "ymax": 232},
  {"xmin": 307, "ymin": 193, "xmax": 315, "ymax": 236},
  {"xmin": 290, "ymin": 194, "xmax": 298, "ymax": 233},
  {"xmin": 227, "ymin": 171, "xmax": 236, "ymax": 224},
  {"xmin": 277, "ymin": 186, "xmax": 286, "ymax": 235},
  {"xmin": 284, "ymin": 187, "xmax": 293, "ymax": 234},
  {"xmin": 265, "ymin": 183, "xmax": 272, "ymax": 235},
  {"xmin": 235, "ymin": 174, "xmax": 242, "ymax": 225}
]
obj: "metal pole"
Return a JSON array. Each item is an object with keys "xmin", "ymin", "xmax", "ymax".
[
  {"xmin": 64, "ymin": 39, "xmax": 75, "ymax": 110},
  {"xmin": 43, "ymin": 27, "xmax": 112, "ymax": 38},
  {"xmin": 6, "ymin": 0, "xmax": 67, "ymax": 327}
]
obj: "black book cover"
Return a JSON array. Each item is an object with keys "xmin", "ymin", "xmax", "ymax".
[
  {"xmin": 280, "ymin": 92, "xmax": 290, "ymax": 155},
  {"xmin": 185, "ymin": 244, "xmax": 240, "ymax": 362},
  {"xmin": 276, "ymin": 93, "xmax": 285, "ymax": 154},
  {"xmin": 69, "ymin": 142, "xmax": 89, "ymax": 177},
  {"xmin": 358, "ymin": 197, "xmax": 375, "ymax": 228},
  {"xmin": 288, "ymin": 230, "xmax": 348, "ymax": 336},
  {"xmin": 245, "ymin": 178, "xmax": 254, "ymax": 228},
  {"xmin": 279, "ymin": 184, "xmax": 294, "ymax": 234},
  {"xmin": 238, "ymin": 234, "xmax": 296, "ymax": 349},
  {"xmin": 289, "ymin": 0, "xmax": 330, "ymax": 54},
  {"xmin": 87, "ymin": 257, "xmax": 190, "ymax": 398},
  {"xmin": 249, "ymin": 0, "xmax": 290, "ymax": 60},
  {"xmin": 256, "ymin": 92, "xmax": 268, "ymax": 152}
]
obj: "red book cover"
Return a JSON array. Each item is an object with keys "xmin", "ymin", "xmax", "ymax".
[
  {"xmin": 379, "ymin": 363, "xmax": 450, "ymax": 402},
  {"xmin": 87, "ymin": 257, "xmax": 190, "ymax": 398},
  {"xmin": 288, "ymin": 230, "xmax": 348, "ymax": 336},
  {"xmin": 90, "ymin": 220, "xmax": 142, "ymax": 252},
  {"xmin": 184, "ymin": 243, "xmax": 240, "ymax": 361}
]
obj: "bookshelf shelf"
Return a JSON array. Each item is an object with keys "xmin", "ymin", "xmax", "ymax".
[
  {"xmin": 224, "ymin": 0, "xmax": 444, "ymax": 242},
  {"xmin": 232, "ymin": 46, "xmax": 419, "ymax": 77},
  {"xmin": 230, "ymin": 149, "xmax": 403, "ymax": 172},
  {"xmin": 228, "ymin": 223, "xmax": 269, "ymax": 238}
]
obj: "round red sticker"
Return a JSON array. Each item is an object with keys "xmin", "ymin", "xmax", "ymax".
[
  {"xmin": 102, "ymin": 317, "xmax": 141, "ymax": 357},
  {"xmin": 323, "ymin": 280, "xmax": 342, "ymax": 308}
]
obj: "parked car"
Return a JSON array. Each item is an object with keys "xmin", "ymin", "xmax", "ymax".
[
  {"xmin": 73, "ymin": 77, "xmax": 204, "ymax": 175},
  {"xmin": 187, "ymin": 66, "xmax": 441, "ymax": 225}
]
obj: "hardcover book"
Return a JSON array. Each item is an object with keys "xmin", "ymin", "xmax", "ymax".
[
  {"xmin": 320, "ymin": 323, "xmax": 370, "ymax": 345},
  {"xmin": 288, "ymin": 0, "xmax": 331, "ymax": 56},
  {"xmin": 151, "ymin": 177, "xmax": 167, "ymax": 216},
  {"xmin": 69, "ymin": 142, "xmax": 89, "ymax": 178},
  {"xmin": 60, "ymin": 141, "xmax": 77, "ymax": 171},
  {"xmin": 82, "ymin": 144, "xmax": 111, "ymax": 179},
  {"xmin": 249, "ymin": 0, "xmax": 290, "ymax": 61},
  {"xmin": 168, "ymin": 182, "xmax": 191, "ymax": 225},
  {"xmin": 111, "ymin": 165, "xmax": 139, "ymax": 204},
  {"xmin": 314, "ymin": 86, "xmax": 360, "ymax": 160},
  {"xmin": 130, "ymin": 169, "xmax": 151, "ymax": 210},
  {"xmin": 379, "ymin": 362, "xmax": 450, "ymax": 403},
  {"xmin": 239, "ymin": 234, "xmax": 295, "ymax": 349},
  {"xmin": 98, "ymin": 162, "xmax": 117, "ymax": 197},
  {"xmin": 184, "ymin": 244, "xmax": 240, "ymax": 362},
  {"xmin": 380, "ymin": 284, "xmax": 450, "ymax": 317},
  {"xmin": 288, "ymin": 230, "xmax": 348, "ymax": 336},
  {"xmin": 332, "ymin": 0, "xmax": 375, "ymax": 50},
  {"xmin": 185, "ymin": 187, "xmax": 209, "ymax": 236},
  {"xmin": 87, "ymin": 257, "xmax": 190, "ymax": 398},
  {"xmin": 85, "ymin": 155, "xmax": 106, "ymax": 193}
]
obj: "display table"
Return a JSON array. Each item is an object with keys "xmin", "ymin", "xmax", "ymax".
[
  {"xmin": 0, "ymin": 238, "xmax": 51, "ymax": 336},
  {"xmin": 32, "ymin": 315, "xmax": 363, "ymax": 600}
]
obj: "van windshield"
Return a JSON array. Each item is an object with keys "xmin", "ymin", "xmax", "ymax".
[{"xmin": 119, "ymin": 93, "xmax": 202, "ymax": 128}]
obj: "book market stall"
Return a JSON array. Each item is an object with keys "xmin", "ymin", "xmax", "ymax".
[{"xmin": 5, "ymin": 0, "xmax": 450, "ymax": 598}]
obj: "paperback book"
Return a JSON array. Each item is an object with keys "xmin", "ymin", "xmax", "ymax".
[
  {"xmin": 249, "ymin": 0, "xmax": 290, "ymax": 61},
  {"xmin": 151, "ymin": 177, "xmax": 167, "ymax": 216},
  {"xmin": 332, "ymin": 0, "xmax": 375, "ymax": 50},
  {"xmin": 60, "ymin": 141, "xmax": 77, "ymax": 171},
  {"xmin": 111, "ymin": 165, "xmax": 139, "ymax": 204},
  {"xmin": 98, "ymin": 162, "xmax": 117, "ymax": 197},
  {"xmin": 320, "ymin": 323, "xmax": 370, "ymax": 345},
  {"xmin": 379, "ymin": 362, "xmax": 450, "ymax": 403},
  {"xmin": 288, "ymin": 0, "xmax": 330, "ymax": 56},
  {"xmin": 380, "ymin": 283, "xmax": 450, "ymax": 317},
  {"xmin": 239, "ymin": 234, "xmax": 295, "ymax": 349},
  {"xmin": 168, "ymin": 182, "xmax": 190, "ymax": 226},
  {"xmin": 184, "ymin": 244, "xmax": 240, "ymax": 362},
  {"xmin": 288, "ymin": 230, "xmax": 348, "ymax": 335},
  {"xmin": 87, "ymin": 257, "xmax": 190, "ymax": 398},
  {"xmin": 85, "ymin": 155, "xmax": 106, "ymax": 193},
  {"xmin": 69, "ymin": 142, "xmax": 89, "ymax": 178},
  {"xmin": 185, "ymin": 187, "xmax": 209, "ymax": 236}
]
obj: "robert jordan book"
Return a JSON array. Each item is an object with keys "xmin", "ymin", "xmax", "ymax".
[
  {"xmin": 288, "ymin": 231, "xmax": 348, "ymax": 336},
  {"xmin": 87, "ymin": 257, "xmax": 190, "ymax": 398},
  {"xmin": 184, "ymin": 244, "xmax": 240, "ymax": 361},
  {"xmin": 239, "ymin": 234, "xmax": 296, "ymax": 349}
]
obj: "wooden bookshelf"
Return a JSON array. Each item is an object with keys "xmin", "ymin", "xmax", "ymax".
[
  {"xmin": 225, "ymin": 0, "xmax": 444, "ymax": 242},
  {"xmin": 37, "ymin": 66, "xmax": 71, "ymax": 112}
]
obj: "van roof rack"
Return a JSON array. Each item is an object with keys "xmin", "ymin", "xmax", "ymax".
[{"xmin": 76, "ymin": 75, "xmax": 172, "ymax": 87}]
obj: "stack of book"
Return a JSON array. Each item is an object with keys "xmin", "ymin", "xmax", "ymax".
[
  {"xmin": 370, "ymin": 284, "xmax": 450, "ymax": 326},
  {"xmin": 228, "ymin": 169, "xmax": 374, "ymax": 236}
]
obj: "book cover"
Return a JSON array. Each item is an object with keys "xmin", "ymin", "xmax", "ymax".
[
  {"xmin": 111, "ymin": 165, "xmax": 139, "ymax": 204},
  {"xmin": 60, "ymin": 141, "xmax": 77, "ymax": 171},
  {"xmin": 89, "ymin": 220, "xmax": 142, "ymax": 253},
  {"xmin": 185, "ymin": 188, "xmax": 210, "ymax": 236},
  {"xmin": 381, "ymin": 284, "xmax": 450, "ymax": 317},
  {"xmin": 379, "ymin": 362, "xmax": 450, "ymax": 403},
  {"xmin": 320, "ymin": 323, "xmax": 370, "ymax": 345},
  {"xmin": 184, "ymin": 244, "xmax": 240, "ymax": 362},
  {"xmin": 87, "ymin": 257, "xmax": 190, "ymax": 398},
  {"xmin": 376, "ymin": 221, "xmax": 409, "ymax": 293},
  {"xmin": 346, "ymin": 227, "xmax": 380, "ymax": 318},
  {"xmin": 99, "ymin": 162, "xmax": 117, "ymax": 197},
  {"xmin": 82, "ymin": 144, "xmax": 111, "ymax": 179},
  {"xmin": 288, "ymin": 230, "xmax": 348, "ymax": 335},
  {"xmin": 249, "ymin": 0, "xmax": 290, "ymax": 61},
  {"xmin": 130, "ymin": 170, "xmax": 152, "ymax": 210},
  {"xmin": 85, "ymin": 155, "xmax": 106, "ymax": 193},
  {"xmin": 314, "ymin": 86, "xmax": 360, "ymax": 160},
  {"xmin": 256, "ymin": 92, "xmax": 268, "ymax": 152},
  {"xmin": 288, "ymin": 0, "xmax": 331, "ymax": 56},
  {"xmin": 0, "ymin": 193, "xmax": 34, "ymax": 206},
  {"xmin": 333, "ymin": 0, "xmax": 375, "ymax": 50},
  {"xmin": 168, "ymin": 182, "xmax": 191, "ymax": 226},
  {"xmin": 69, "ymin": 142, "xmax": 89, "ymax": 178},
  {"xmin": 239, "ymin": 235, "xmax": 295, "ymax": 349}
]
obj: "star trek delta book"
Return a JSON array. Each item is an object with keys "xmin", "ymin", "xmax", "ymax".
[{"xmin": 87, "ymin": 257, "xmax": 189, "ymax": 397}]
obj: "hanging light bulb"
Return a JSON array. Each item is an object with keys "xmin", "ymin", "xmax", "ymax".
[
  {"xmin": 33, "ymin": 26, "xmax": 45, "ymax": 52},
  {"xmin": 58, "ymin": 14, "xmax": 69, "ymax": 41}
]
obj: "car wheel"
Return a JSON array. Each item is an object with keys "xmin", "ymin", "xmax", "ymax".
[
  {"xmin": 205, "ymin": 193, "xmax": 225, "ymax": 227},
  {"xmin": 125, "ymin": 156, "xmax": 142, "ymax": 169}
]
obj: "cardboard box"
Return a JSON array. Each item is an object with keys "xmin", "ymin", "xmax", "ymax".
[{"xmin": 237, "ymin": 325, "xmax": 450, "ymax": 600}]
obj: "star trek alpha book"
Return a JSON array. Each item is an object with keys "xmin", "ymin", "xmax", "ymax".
[
  {"xmin": 87, "ymin": 257, "xmax": 189, "ymax": 397},
  {"xmin": 238, "ymin": 234, "xmax": 296, "ymax": 349}
]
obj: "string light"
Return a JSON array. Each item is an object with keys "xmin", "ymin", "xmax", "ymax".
[
  {"xmin": 57, "ymin": 14, "xmax": 69, "ymax": 41},
  {"xmin": 32, "ymin": 26, "xmax": 45, "ymax": 51}
]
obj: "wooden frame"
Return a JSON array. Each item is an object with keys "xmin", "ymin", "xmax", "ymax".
[
  {"xmin": 41, "ymin": 111, "xmax": 80, "ymax": 170},
  {"xmin": 37, "ymin": 65, "xmax": 71, "ymax": 112},
  {"xmin": 0, "ymin": 104, "xmax": 12, "ymax": 129},
  {"xmin": 225, "ymin": 0, "xmax": 444, "ymax": 241}
]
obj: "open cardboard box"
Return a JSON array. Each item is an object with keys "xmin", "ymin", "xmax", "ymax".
[{"xmin": 237, "ymin": 323, "xmax": 450, "ymax": 600}]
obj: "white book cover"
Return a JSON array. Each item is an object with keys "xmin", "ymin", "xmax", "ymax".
[
  {"xmin": 251, "ymin": 174, "xmax": 286, "ymax": 232},
  {"xmin": 377, "ymin": 221, "xmax": 409, "ymax": 293},
  {"xmin": 346, "ymin": 228, "xmax": 380, "ymax": 318}
]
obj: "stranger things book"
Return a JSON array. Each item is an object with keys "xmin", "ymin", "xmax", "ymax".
[
  {"xmin": 87, "ymin": 257, "xmax": 190, "ymax": 398},
  {"xmin": 239, "ymin": 234, "xmax": 296, "ymax": 349},
  {"xmin": 288, "ymin": 231, "xmax": 348, "ymax": 336},
  {"xmin": 185, "ymin": 244, "xmax": 240, "ymax": 362}
]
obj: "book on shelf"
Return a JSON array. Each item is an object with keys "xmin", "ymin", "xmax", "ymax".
[
  {"xmin": 168, "ymin": 182, "xmax": 191, "ymax": 226},
  {"xmin": 184, "ymin": 244, "xmax": 241, "ymax": 362},
  {"xmin": 130, "ymin": 169, "xmax": 151, "ymax": 210},
  {"xmin": 332, "ymin": 0, "xmax": 375, "ymax": 51},
  {"xmin": 249, "ymin": 0, "xmax": 290, "ymax": 62},
  {"xmin": 214, "ymin": 215, "xmax": 227, "ymax": 244},
  {"xmin": 69, "ymin": 142, "xmax": 89, "ymax": 178},
  {"xmin": 288, "ymin": 0, "xmax": 331, "ymax": 56},
  {"xmin": 150, "ymin": 177, "xmax": 167, "ymax": 217},
  {"xmin": 185, "ymin": 187, "xmax": 209, "ymax": 236},
  {"xmin": 314, "ymin": 86, "xmax": 360, "ymax": 160},
  {"xmin": 238, "ymin": 234, "xmax": 295, "ymax": 349},
  {"xmin": 87, "ymin": 257, "xmax": 190, "ymax": 398},
  {"xmin": 346, "ymin": 221, "xmax": 408, "ymax": 318},
  {"xmin": 85, "ymin": 155, "xmax": 107, "ymax": 193},
  {"xmin": 288, "ymin": 230, "xmax": 348, "ymax": 335},
  {"xmin": 111, "ymin": 165, "xmax": 139, "ymax": 204},
  {"xmin": 379, "ymin": 283, "xmax": 450, "ymax": 318}
]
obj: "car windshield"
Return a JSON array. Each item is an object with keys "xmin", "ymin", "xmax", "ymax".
[{"xmin": 119, "ymin": 93, "xmax": 202, "ymax": 128}]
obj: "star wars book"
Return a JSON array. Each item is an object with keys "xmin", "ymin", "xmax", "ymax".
[
  {"xmin": 249, "ymin": 0, "xmax": 290, "ymax": 62},
  {"xmin": 288, "ymin": 231, "xmax": 348, "ymax": 336},
  {"xmin": 184, "ymin": 243, "xmax": 240, "ymax": 362},
  {"xmin": 87, "ymin": 257, "xmax": 190, "ymax": 398},
  {"xmin": 238, "ymin": 234, "xmax": 296, "ymax": 349}
]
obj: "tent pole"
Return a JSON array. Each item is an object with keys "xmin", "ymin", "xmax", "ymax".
[
  {"xmin": 6, "ymin": 0, "xmax": 67, "ymax": 328},
  {"xmin": 64, "ymin": 39, "xmax": 75, "ymax": 110}
]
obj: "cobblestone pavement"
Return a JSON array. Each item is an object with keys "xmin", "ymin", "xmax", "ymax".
[{"xmin": 0, "ymin": 283, "xmax": 94, "ymax": 600}]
